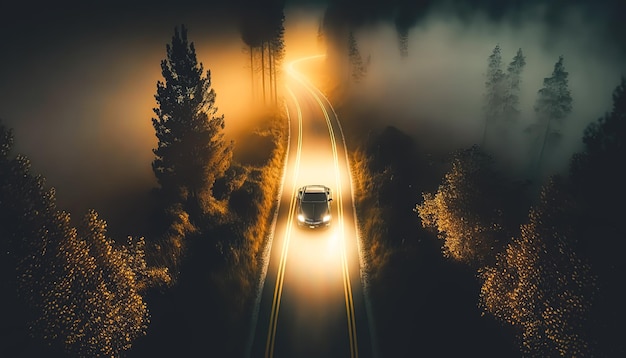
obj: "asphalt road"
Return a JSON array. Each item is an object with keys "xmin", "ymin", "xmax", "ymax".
[{"xmin": 247, "ymin": 55, "xmax": 375, "ymax": 358}]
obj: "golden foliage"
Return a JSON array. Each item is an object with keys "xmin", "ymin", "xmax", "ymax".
[
  {"xmin": 416, "ymin": 146, "xmax": 503, "ymax": 266},
  {"xmin": 478, "ymin": 178, "xmax": 595, "ymax": 356},
  {"xmin": 21, "ymin": 209, "xmax": 171, "ymax": 357}
]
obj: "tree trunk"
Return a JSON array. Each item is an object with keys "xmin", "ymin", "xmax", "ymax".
[
  {"xmin": 261, "ymin": 41, "xmax": 266, "ymax": 104},
  {"xmin": 250, "ymin": 45, "xmax": 254, "ymax": 102},
  {"xmin": 268, "ymin": 41, "xmax": 274, "ymax": 104}
]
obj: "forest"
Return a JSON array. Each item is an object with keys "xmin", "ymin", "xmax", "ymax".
[
  {"xmin": 2, "ymin": 0, "xmax": 625, "ymax": 357},
  {"xmin": 1, "ymin": 12, "xmax": 288, "ymax": 357}
]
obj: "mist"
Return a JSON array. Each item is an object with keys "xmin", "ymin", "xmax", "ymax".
[
  {"xmin": 0, "ymin": 6, "xmax": 258, "ymax": 236},
  {"xmin": 320, "ymin": 2, "xmax": 625, "ymax": 179},
  {"xmin": 2, "ymin": 1, "xmax": 624, "ymax": 236}
]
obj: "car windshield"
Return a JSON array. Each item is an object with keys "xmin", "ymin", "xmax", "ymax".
[
  {"xmin": 303, "ymin": 192, "xmax": 327, "ymax": 202},
  {"xmin": 301, "ymin": 202, "xmax": 328, "ymax": 219}
]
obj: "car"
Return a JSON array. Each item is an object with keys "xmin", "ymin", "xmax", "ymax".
[{"xmin": 296, "ymin": 185, "xmax": 332, "ymax": 228}]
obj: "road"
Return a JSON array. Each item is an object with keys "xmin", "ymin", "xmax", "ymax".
[{"xmin": 247, "ymin": 55, "xmax": 375, "ymax": 358}]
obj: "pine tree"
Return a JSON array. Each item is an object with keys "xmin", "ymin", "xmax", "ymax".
[
  {"xmin": 152, "ymin": 25, "xmax": 233, "ymax": 207},
  {"xmin": 482, "ymin": 44, "xmax": 506, "ymax": 147},
  {"xmin": 238, "ymin": 0, "xmax": 286, "ymax": 105},
  {"xmin": 571, "ymin": 76, "xmax": 626, "ymax": 201},
  {"xmin": 348, "ymin": 31, "xmax": 367, "ymax": 83},
  {"xmin": 269, "ymin": 10, "xmax": 286, "ymax": 105},
  {"xmin": 504, "ymin": 48, "xmax": 526, "ymax": 123},
  {"xmin": 533, "ymin": 56, "xmax": 572, "ymax": 171}
]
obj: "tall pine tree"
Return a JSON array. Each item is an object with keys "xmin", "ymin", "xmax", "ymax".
[
  {"xmin": 504, "ymin": 48, "xmax": 526, "ymax": 123},
  {"xmin": 482, "ymin": 44, "xmax": 506, "ymax": 148},
  {"xmin": 348, "ymin": 31, "xmax": 367, "ymax": 83},
  {"xmin": 533, "ymin": 56, "xmax": 572, "ymax": 172},
  {"xmin": 152, "ymin": 25, "xmax": 233, "ymax": 208}
]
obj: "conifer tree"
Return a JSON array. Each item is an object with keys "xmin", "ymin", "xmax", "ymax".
[
  {"xmin": 482, "ymin": 44, "xmax": 506, "ymax": 147},
  {"xmin": 571, "ymin": 76, "xmax": 626, "ymax": 204},
  {"xmin": 348, "ymin": 31, "xmax": 367, "ymax": 83},
  {"xmin": 533, "ymin": 56, "xmax": 572, "ymax": 170},
  {"xmin": 504, "ymin": 48, "xmax": 526, "ymax": 123},
  {"xmin": 152, "ymin": 25, "xmax": 233, "ymax": 207},
  {"xmin": 239, "ymin": 0, "xmax": 286, "ymax": 105}
]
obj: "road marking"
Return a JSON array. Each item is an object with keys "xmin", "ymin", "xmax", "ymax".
[
  {"xmin": 264, "ymin": 86, "xmax": 303, "ymax": 358},
  {"xmin": 287, "ymin": 56, "xmax": 359, "ymax": 358}
]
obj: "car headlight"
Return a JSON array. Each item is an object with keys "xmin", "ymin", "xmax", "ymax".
[
  {"xmin": 297, "ymin": 214, "xmax": 305, "ymax": 222},
  {"xmin": 323, "ymin": 214, "xmax": 331, "ymax": 222}
]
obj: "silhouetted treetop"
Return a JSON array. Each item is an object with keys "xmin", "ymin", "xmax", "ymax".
[
  {"xmin": 535, "ymin": 56, "xmax": 572, "ymax": 123},
  {"xmin": 569, "ymin": 76, "xmax": 626, "ymax": 233},
  {"xmin": 238, "ymin": 0, "xmax": 285, "ymax": 47},
  {"xmin": 152, "ymin": 24, "xmax": 233, "ymax": 207},
  {"xmin": 504, "ymin": 48, "xmax": 526, "ymax": 121},
  {"xmin": 568, "ymin": 76, "xmax": 626, "ymax": 357}
]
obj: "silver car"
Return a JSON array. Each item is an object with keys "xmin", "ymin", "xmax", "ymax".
[{"xmin": 296, "ymin": 185, "xmax": 332, "ymax": 228}]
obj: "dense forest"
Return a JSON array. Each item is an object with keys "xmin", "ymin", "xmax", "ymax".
[
  {"xmin": 313, "ymin": 2, "xmax": 625, "ymax": 356},
  {"xmin": 2, "ymin": 0, "xmax": 625, "ymax": 357},
  {"xmin": 1, "ymin": 18, "xmax": 287, "ymax": 357},
  {"xmin": 331, "ymin": 26, "xmax": 625, "ymax": 358}
]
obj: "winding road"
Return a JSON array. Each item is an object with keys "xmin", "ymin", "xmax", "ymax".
[{"xmin": 247, "ymin": 55, "xmax": 376, "ymax": 358}]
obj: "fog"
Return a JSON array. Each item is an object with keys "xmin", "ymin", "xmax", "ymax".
[
  {"xmin": 0, "ymin": 7, "xmax": 257, "ymax": 235},
  {"xmin": 1, "ymin": 1, "xmax": 624, "ymax": 235},
  {"xmin": 319, "ymin": 2, "xmax": 625, "ymax": 179}
]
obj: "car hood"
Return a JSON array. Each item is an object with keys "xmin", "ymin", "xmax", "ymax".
[{"xmin": 300, "ymin": 202, "xmax": 329, "ymax": 221}]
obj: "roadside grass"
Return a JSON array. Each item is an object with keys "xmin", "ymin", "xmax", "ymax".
[{"xmin": 349, "ymin": 148, "xmax": 392, "ymax": 280}]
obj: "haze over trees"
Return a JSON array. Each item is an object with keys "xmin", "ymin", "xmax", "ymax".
[
  {"xmin": 239, "ymin": 0, "xmax": 286, "ymax": 105},
  {"xmin": 414, "ymin": 76, "xmax": 626, "ymax": 357},
  {"xmin": 482, "ymin": 45, "xmax": 526, "ymax": 153},
  {"xmin": 347, "ymin": 31, "xmax": 368, "ymax": 83},
  {"xmin": 505, "ymin": 48, "xmax": 526, "ymax": 125},
  {"xmin": 530, "ymin": 56, "xmax": 572, "ymax": 175}
]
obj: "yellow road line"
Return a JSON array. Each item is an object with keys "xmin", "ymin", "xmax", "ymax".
[
  {"xmin": 264, "ymin": 86, "xmax": 303, "ymax": 358},
  {"xmin": 288, "ymin": 56, "xmax": 359, "ymax": 358}
]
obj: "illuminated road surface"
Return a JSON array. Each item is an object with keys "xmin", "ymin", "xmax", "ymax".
[{"xmin": 247, "ymin": 55, "xmax": 374, "ymax": 358}]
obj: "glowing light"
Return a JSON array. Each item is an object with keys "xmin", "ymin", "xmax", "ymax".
[{"xmin": 262, "ymin": 50, "xmax": 364, "ymax": 358}]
